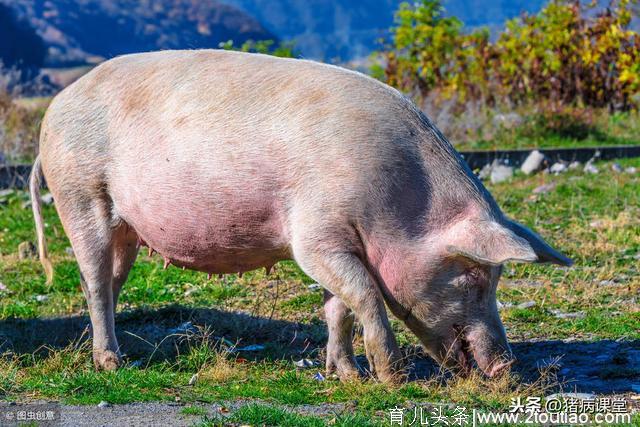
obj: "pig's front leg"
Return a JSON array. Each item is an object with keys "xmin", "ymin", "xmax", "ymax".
[
  {"xmin": 324, "ymin": 290, "xmax": 360, "ymax": 380},
  {"xmin": 294, "ymin": 241, "xmax": 403, "ymax": 383}
]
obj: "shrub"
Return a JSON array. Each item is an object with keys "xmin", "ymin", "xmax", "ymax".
[{"xmin": 378, "ymin": 0, "xmax": 640, "ymax": 112}]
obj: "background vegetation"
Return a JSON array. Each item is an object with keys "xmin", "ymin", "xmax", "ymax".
[{"xmin": 374, "ymin": 0, "xmax": 640, "ymax": 148}]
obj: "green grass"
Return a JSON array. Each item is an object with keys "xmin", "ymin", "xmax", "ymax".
[{"xmin": 1, "ymin": 157, "xmax": 639, "ymax": 419}]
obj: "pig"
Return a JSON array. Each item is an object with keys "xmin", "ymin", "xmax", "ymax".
[{"xmin": 29, "ymin": 50, "xmax": 572, "ymax": 383}]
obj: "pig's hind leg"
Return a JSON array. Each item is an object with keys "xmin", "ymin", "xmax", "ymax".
[
  {"xmin": 55, "ymin": 191, "xmax": 123, "ymax": 371},
  {"xmin": 324, "ymin": 290, "xmax": 360, "ymax": 379},
  {"xmin": 292, "ymin": 233, "xmax": 402, "ymax": 383}
]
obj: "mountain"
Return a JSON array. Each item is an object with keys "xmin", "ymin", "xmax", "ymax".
[
  {"xmin": 223, "ymin": 0, "xmax": 551, "ymax": 61},
  {"xmin": 2, "ymin": 0, "xmax": 275, "ymax": 67},
  {"xmin": 0, "ymin": 3, "xmax": 46, "ymax": 73}
]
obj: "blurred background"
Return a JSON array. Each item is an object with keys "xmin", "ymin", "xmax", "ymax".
[{"xmin": 1, "ymin": 0, "xmax": 638, "ymax": 164}]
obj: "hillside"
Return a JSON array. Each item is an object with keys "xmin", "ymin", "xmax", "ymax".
[{"xmin": 2, "ymin": 0, "xmax": 275, "ymax": 67}]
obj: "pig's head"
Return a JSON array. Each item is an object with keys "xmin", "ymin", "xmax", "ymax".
[{"xmin": 380, "ymin": 209, "xmax": 572, "ymax": 377}]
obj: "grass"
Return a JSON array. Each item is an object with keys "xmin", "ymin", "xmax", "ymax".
[{"xmin": 0, "ymin": 157, "xmax": 639, "ymax": 424}]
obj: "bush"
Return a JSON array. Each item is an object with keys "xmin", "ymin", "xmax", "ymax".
[{"xmin": 377, "ymin": 0, "xmax": 640, "ymax": 112}]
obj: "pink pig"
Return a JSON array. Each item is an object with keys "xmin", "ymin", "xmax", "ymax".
[{"xmin": 30, "ymin": 50, "xmax": 571, "ymax": 382}]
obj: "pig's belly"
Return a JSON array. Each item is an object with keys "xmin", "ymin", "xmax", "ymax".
[{"xmin": 116, "ymin": 191, "xmax": 291, "ymax": 274}]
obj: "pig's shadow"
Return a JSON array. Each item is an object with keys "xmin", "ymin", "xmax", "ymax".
[{"xmin": 0, "ymin": 306, "xmax": 637, "ymax": 395}]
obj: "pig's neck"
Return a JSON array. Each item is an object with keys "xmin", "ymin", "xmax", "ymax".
[{"xmin": 363, "ymin": 234, "xmax": 429, "ymax": 317}]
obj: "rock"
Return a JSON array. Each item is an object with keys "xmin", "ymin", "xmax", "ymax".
[
  {"xmin": 568, "ymin": 161, "xmax": 581, "ymax": 170},
  {"xmin": 188, "ymin": 374, "xmax": 198, "ymax": 386},
  {"xmin": 549, "ymin": 162, "xmax": 567, "ymax": 174},
  {"xmin": 307, "ymin": 283, "xmax": 321, "ymax": 291},
  {"xmin": 98, "ymin": 401, "xmax": 111, "ymax": 408},
  {"xmin": 35, "ymin": 295, "xmax": 49, "ymax": 303},
  {"xmin": 294, "ymin": 358, "xmax": 316, "ymax": 368},
  {"xmin": 533, "ymin": 182, "xmax": 556, "ymax": 194},
  {"xmin": 312, "ymin": 372, "xmax": 326, "ymax": 381},
  {"xmin": 584, "ymin": 160, "xmax": 599, "ymax": 174},
  {"xmin": 625, "ymin": 166, "xmax": 637, "ymax": 174},
  {"xmin": 18, "ymin": 241, "xmax": 37, "ymax": 260},
  {"xmin": 516, "ymin": 301, "xmax": 536, "ymax": 309},
  {"xmin": 611, "ymin": 163, "xmax": 623, "ymax": 173},
  {"xmin": 65, "ymin": 246, "xmax": 74, "ymax": 256},
  {"xmin": 521, "ymin": 150, "xmax": 546, "ymax": 175},
  {"xmin": 490, "ymin": 163, "xmax": 514, "ymax": 184},
  {"xmin": 551, "ymin": 309, "xmax": 585, "ymax": 319},
  {"xmin": 477, "ymin": 163, "xmax": 493, "ymax": 180},
  {"xmin": 40, "ymin": 193, "xmax": 54, "ymax": 205}
]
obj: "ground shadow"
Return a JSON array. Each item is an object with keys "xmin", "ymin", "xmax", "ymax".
[{"xmin": 0, "ymin": 306, "xmax": 638, "ymax": 395}]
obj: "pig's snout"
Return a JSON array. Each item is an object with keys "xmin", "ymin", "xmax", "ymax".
[{"xmin": 464, "ymin": 325, "xmax": 515, "ymax": 378}]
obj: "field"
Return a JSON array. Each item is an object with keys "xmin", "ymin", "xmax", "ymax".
[{"xmin": 0, "ymin": 157, "xmax": 639, "ymax": 426}]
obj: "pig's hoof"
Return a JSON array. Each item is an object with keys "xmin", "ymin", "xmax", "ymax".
[
  {"xmin": 93, "ymin": 349, "xmax": 122, "ymax": 371},
  {"xmin": 367, "ymin": 351, "xmax": 406, "ymax": 384},
  {"xmin": 326, "ymin": 354, "xmax": 361, "ymax": 381}
]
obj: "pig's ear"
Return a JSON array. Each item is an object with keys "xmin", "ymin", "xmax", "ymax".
[{"xmin": 446, "ymin": 218, "xmax": 573, "ymax": 266}]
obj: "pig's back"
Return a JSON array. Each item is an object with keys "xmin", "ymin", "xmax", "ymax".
[{"xmin": 41, "ymin": 50, "xmax": 438, "ymax": 273}]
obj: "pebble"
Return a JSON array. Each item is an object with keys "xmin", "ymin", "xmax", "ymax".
[
  {"xmin": 294, "ymin": 358, "xmax": 316, "ymax": 369},
  {"xmin": 584, "ymin": 161, "xmax": 599, "ymax": 174},
  {"xmin": 598, "ymin": 280, "xmax": 617, "ymax": 286},
  {"xmin": 521, "ymin": 150, "xmax": 546, "ymax": 175},
  {"xmin": 549, "ymin": 162, "xmax": 567, "ymax": 174},
  {"xmin": 611, "ymin": 163, "xmax": 623, "ymax": 173},
  {"xmin": 625, "ymin": 166, "xmax": 637, "ymax": 174},
  {"xmin": 307, "ymin": 283, "xmax": 321, "ymax": 291},
  {"xmin": 551, "ymin": 310, "xmax": 585, "ymax": 319},
  {"xmin": 516, "ymin": 301, "xmax": 536, "ymax": 309},
  {"xmin": 98, "ymin": 401, "xmax": 111, "ymax": 408},
  {"xmin": 65, "ymin": 246, "xmax": 74, "ymax": 256},
  {"xmin": 568, "ymin": 161, "xmax": 581, "ymax": 170},
  {"xmin": 40, "ymin": 193, "xmax": 54, "ymax": 205},
  {"xmin": 188, "ymin": 374, "xmax": 198, "ymax": 386},
  {"xmin": 35, "ymin": 295, "xmax": 49, "ymax": 303},
  {"xmin": 490, "ymin": 164, "xmax": 514, "ymax": 184},
  {"xmin": 313, "ymin": 372, "xmax": 326, "ymax": 381}
]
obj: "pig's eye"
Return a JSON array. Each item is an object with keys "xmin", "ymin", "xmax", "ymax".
[{"xmin": 461, "ymin": 267, "xmax": 489, "ymax": 289}]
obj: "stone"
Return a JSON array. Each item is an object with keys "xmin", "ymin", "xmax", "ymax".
[
  {"xmin": 584, "ymin": 160, "xmax": 599, "ymax": 174},
  {"xmin": 625, "ymin": 166, "xmax": 637, "ymax": 174},
  {"xmin": 568, "ymin": 161, "xmax": 581, "ymax": 170},
  {"xmin": 35, "ymin": 295, "xmax": 49, "ymax": 303},
  {"xmin": 98, "ymin": 401, "xmax": 111, "ymax": 408},
  {"xmin": 549, "ymin": 162, "xmax": 567, "ymax": 174},
  {"xmin": 516, "ymin": 301, "xmax": 536, "ymax": 309},
  {"xmin": 521, "ymin": 150, "xmax": 546, "ymax": 175},
  {"xmin": 477, "ymin": 163, "xmax": 493, "ymax": 180},
  {"xmin": 188, "ymin": 374, "xmax": 198, "ymax": 386},
  {"xmin": 490, "ymin": 163, "xmax": 514, "ymax": 184},
  {"xmin": 40, "ymin": 193, "xmax": 54, "ymax": 205}
]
